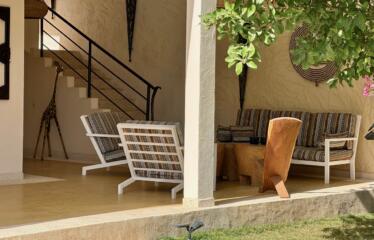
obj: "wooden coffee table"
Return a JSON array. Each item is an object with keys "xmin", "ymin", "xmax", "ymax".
[
  {"xmin": 216, "ymin": 143, "xmax": 266, "ymax": 185},
  {"xmin": 216, "ymin": 143, "xmax": 240, "ymax": 181},
  {"xmin": 234, "ymin": 144, "xmax": 265, "ymax": 186}
]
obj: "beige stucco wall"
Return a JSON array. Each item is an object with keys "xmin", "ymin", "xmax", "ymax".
[
  {"xmin": 24, "ymin": 53, "xmax": 102, "ymax": 162},
  {"xmin": 48, "ymin": 0, "xmax": 187, "ymax": 124},
  {"xmin": 216, "ymin": 32, "xmax": 374, "ymax": 175},
  {"xmin": 0, "ymin": 0, "xmax": 24, "ymax": 179}
]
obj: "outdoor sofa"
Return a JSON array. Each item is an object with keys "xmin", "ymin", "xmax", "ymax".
[{"xmin": 236, "ymin": 109, "xmax": 362, "ymax": 184}]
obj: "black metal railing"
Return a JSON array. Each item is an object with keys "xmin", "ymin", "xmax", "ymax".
[{"xmin": 40, "ymin": 7, "xmax": 160, "ymax": 120}]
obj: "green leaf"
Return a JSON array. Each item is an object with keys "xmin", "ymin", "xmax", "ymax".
[
  {"xmin": 355, "ymin": 13, "xmax": 366, "ymax": 31},
  {"xmin": 235, "ymin": 62, "xmax": 244, "ymax": 75},
  {"xmin": 247, "ymin": 61, "xmax": 258, "ymax": 69},
  {"xmin": 224, "ymin": 0, "xmax": 230, "ymax": 10},
  {"xmin": 247, "ymin": 5, "xmax": 256, "ymax": 18},
  {"xmin": 201, "ymin": 0, "xmax": 374, "ymax": 87},
  {"xmin": 248, "ymin": 43, "xmax": 256, "ymax": 57}
]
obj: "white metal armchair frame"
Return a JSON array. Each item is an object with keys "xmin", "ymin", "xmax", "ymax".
[
  {"xmin": 81, "ymin": 114, "xmax": 128, "ymax": 176},
  {"xmin": 117, "ymin": 122, "xmax": 184, "ymax": 199}
]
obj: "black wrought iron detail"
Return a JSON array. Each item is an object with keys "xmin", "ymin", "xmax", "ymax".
[
  {"xmin": 237, "ymin": 36, "xmax": 248, "ymax": 115},
  {"xmin": 239, "ymin": 65, "xmax": 248, "ymax": 110},
  {"xmin": 0, "ymin": 7, "xmax": 10, "ymax": 100},
  {"xmin": 51, "ymin": 0, "xmax": 56, "ymax": 19},
  {"xmin": 150, "ymin": 86, "xmax": 161, "ymax": 121},
  {"xmin": 126, "ymin": 0, "xmax": 137, "ymax": 62}
]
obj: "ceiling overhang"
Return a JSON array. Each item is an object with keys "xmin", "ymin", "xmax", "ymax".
[{"xmin": 25, "ymin": 0, "xmax": 48, "ymax": 19}]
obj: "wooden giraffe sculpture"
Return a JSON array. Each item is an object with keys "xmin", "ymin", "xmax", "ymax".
[{"xmin": 33, "ymin": 61, "xmax": 69, "ymax": 160}]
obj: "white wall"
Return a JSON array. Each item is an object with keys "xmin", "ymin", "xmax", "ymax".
[{"xmin": 0, "ymin": 0, "xmax": 24, "ymax": 179}]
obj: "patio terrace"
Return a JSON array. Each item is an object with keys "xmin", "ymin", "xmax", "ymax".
[{"xmin": 0, "ymin": 158, "xmax": 373, "ymax": 232}]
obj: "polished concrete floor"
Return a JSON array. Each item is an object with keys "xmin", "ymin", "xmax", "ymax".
[{"xmin": 0, "ymin": 159, "xmax": 368, "ymax": 228}]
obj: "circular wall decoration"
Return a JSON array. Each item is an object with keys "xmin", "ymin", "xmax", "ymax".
[{"xmin": 289, "ymin": 26, "xmax": 338, "ymax": 86}]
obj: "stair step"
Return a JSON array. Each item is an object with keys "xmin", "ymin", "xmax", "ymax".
[
  {"xmin": 64, "ymin": 69, "xmax": 124, "ymax": 88},
  {"xmin": 98, "ymin": 98, "xmax": 144, "ymax": 111},
  {"xmin": 68, "ymin": 76, "xmax": 138, "ymax": 100},
  {"xmin": 45, "ymin": 50, "xmax": 85, "ymax": 67},
  {"xmin": 38, "ymin": 50, "xmax": 147, "ymax": 116}
]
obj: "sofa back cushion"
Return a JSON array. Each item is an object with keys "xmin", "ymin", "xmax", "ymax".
[
  {"xmin": 306, "ymin": 113, "xmax": 357, "ymax": 147},
  {"xmin": 236, "ymin": 109, "xmax": 271, "ymax": 138},
  {"xmin": 270, "ymin": 111, "xmax": 311, "ymax": 147}
]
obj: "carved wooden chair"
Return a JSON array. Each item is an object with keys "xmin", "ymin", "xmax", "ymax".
[{"xmin": 256, "ymin": 117, "xmax": 302, "ymax": 198}]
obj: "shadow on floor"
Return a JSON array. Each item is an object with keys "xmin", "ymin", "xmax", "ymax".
[{"xmin": 323, "ymin": 215, "xmax": 374, "ymax": 240}]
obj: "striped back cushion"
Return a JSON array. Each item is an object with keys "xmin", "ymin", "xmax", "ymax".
[
  {"xmin": 86, "ymin": 112, "xmax": 127, "ymax": 154},
  {"xmin": 125, "ymin": 120, "xmax": 184, "ymax": 146},
  {"xmin": 270, "ymin": 111, "xmax": 311, "ymax": 147},
  {"xmin": 119, "ymin": 123, "xmax": 183, "ymax": 180},
  {"xmin": 236, "ymin": 109, "xmax": 271, "ymax": 138},
  {"xmin": 307, "ymin": 113, "xmax": 357, "ymax": 147}
]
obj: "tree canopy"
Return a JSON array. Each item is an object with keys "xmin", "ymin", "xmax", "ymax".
[{"xmin": 203, "ymin": 0, "xmax": 374, "ymax": 87}]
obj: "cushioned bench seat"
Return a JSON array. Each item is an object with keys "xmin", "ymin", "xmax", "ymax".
[
  {"xmin": 293, "ymin": 147, "xmax": 354, "ymax": 162},
  {"xmin": 236, "ymin": 108, "xmax": 362, "ymax": 184}
]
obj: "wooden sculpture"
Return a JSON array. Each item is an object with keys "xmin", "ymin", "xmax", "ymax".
[
  {"xmin": 33, "ymin": 61, "xmax": 69, "ymax": 160},
  {"xmin": 256, "ymin": 117, "xmax": 301, "ymax": 198},
  {"xmin": 25, "ymin": 0, "xmax": 48, "ymax": 19}
]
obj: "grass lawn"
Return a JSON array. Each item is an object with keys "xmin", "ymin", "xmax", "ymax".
[{"xmin": 162, "ymin": 214, "xmax": 374, "ymax": 240}]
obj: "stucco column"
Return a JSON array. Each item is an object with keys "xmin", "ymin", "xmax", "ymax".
[{"xmin": 183, "ymin": 0, "xmax": 216, "ymax": 208}]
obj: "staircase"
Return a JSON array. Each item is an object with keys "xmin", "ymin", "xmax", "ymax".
[
  {"xmin": 23, "ymin": 7, "xmax": 160, "ymax": 161},
  {"xmin": 39, "ymin": 7, "xmax": 160, "ymax": 121},
  {"xmin": 42, "ymin": 50, "xmax": 145, "ymax": 120}
]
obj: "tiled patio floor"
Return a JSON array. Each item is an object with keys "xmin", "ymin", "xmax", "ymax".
[{"xmin": 0, "ymin": 158, "xmax": 369, "ymax": 228}]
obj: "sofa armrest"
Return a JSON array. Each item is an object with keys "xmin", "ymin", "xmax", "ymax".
[
  {"xmin": 325, "ymin": 137, "xmax": 358, "ymax": 143},
  {"xmin": 324, "ymin": 137, "xmax": 359, "ymax": 154},
  {"xmin": 86, "ymin": 133, "xmax": 120, "ymax": 138}
]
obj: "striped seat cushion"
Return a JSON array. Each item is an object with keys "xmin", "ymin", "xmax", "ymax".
[
  {"xmin": 236, "ymin": 109, "xmax": 271, "ymax": 139},
  {"xmin": 293, "ymin": 147, "xmax": 354, "ymax": 162},
  {"xmin": 270, "ymin": 111, "xmax": 311, "ymax": 147},
  {"xmin": 103, "ymin": 149, "xmax": 126, "ymax": 162},
  {"xmin": 86, "ymin": 112, "xmax": 127, "ymax": 154},
  {"xmin": 307, "ymin": 113, "xmax": 357, "ymax": 148},
  {"xmin": 135, "ymin": 170, "xmax": 182, "ymax": 180}
]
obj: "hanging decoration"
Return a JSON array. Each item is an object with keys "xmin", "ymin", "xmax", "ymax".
[
  {"xmin": 238, "ymin": 36, "xmax": 248, "ymax": 114},
  {"xmin": 289, "ymin": 26, "xmax": 338, "ymax": 87},
  {"xmin": 126, "ymin": 0, "xmax": 137, "ymax": 62},
  {"xmin": 0, "ymin": 7, "xmax": 10, "ymax": 100}
]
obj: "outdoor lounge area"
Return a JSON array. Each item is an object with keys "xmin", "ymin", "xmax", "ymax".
[{"xmin": 0, "ymin": 0, "xmax": 374, "ymax": 239}]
